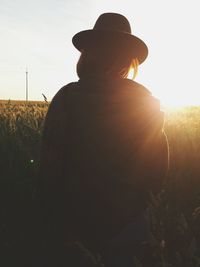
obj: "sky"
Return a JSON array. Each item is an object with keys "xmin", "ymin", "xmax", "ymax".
[{"xmin": 0, "ymin": 0, "xmax": 200, "ymax": 106}]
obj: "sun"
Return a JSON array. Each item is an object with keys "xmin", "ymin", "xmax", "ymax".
[
  {"xmin": 154, "ymin": 89, "xmax": 200, "ymax": 109},
  {"xmin": 160, "ymin": 98, "xmax": 188, "ymax": 109}
]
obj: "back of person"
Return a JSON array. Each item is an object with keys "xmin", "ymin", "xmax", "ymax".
[
  {"xmin": 38, "ymin": 12, "xmax": 169, "ymax": 266},
  {"xmin": 40, "ymin": 77, "xmax": 168, "ymax": 247}
]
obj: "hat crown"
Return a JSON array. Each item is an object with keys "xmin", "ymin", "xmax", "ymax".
[
  {"xmin": 72, "ymin": 13, "xmax": 148, "ymax": 65},
  {"xmin": 93, "ymin": 13, "xmax": 132, "ymax": 34}
]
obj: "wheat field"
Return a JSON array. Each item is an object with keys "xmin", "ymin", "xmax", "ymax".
[{"xmin": 0, "ymin": 100, "xmax": 200, "ymax": 266}]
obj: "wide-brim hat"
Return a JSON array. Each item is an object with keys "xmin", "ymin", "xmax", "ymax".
[{"xmin": 72, "ymin": 13, "xmax": 148, "ymax": 65}]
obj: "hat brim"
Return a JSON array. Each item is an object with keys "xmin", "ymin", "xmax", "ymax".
[{"xmin": 72, "ymin": 30, "xmax": 148, "ymax": 65}]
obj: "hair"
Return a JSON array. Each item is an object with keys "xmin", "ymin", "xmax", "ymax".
[{"xmin": 76, "ymin": 45, "xmax": 139, "ymax": 80}]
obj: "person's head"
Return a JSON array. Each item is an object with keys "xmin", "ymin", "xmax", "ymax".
[
  {"xmin": 76, "ymin": 45, "xmax": 139, "ymax": 80},
  {"xmin": 72, "ymin": 13, "xmax": 148, "ymax": 80}
]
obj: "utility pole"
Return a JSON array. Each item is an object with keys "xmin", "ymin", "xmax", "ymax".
[{"xmin": 26, "ymin": 67, "xmax": 28, "ymax": 101}]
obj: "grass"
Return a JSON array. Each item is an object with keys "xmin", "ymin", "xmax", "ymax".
[{"xmin": 0, "ymin": 100, "xmax": 200, "ymax": 266}]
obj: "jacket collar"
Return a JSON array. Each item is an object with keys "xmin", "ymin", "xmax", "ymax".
[{"xmin": 78, "ymin": 77, "xmax": 151, "ymax": 96}]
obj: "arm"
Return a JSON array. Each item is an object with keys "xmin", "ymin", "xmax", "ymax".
[
  {"xmin": 37, "ymin": 85, "xmax": 78, "ymax": 260},
  {"xmin": 136, "ymin": 101, "xmax": 169, "ymax": 195},
  {"xmin": 38, "ymin": 85, "xmax": 71, "ymax": 233},
  {"xmin": 39, "ymin": 87, "xmax": 69, "ymax": 194}
]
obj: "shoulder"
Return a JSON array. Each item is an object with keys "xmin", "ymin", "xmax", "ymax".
[
  {"xmin": 44, "ymin": 82, "xmax": 77, "ymax": 123},
  {"xmin": 46, "ymin": 82, "xmax": 78, "ymax": 113},
  {"xmin": 51, "ymin": 82, "xmax": 78, "ymax": 103},
  {"xmin": 124, "ymin": 79, "xmax": 161, "ymax": 111},
  {"xmin": 124, "ymin": 79, "xmax": 151, "ymax": 95},
  {"xmin": 42, "ymin": 83, "xmax": 78, "ymax": 142}
]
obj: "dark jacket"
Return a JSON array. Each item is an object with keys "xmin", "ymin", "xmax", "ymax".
[{"xmin": 39, "ymin": 77, "xmax": 169, "ymax": 250}]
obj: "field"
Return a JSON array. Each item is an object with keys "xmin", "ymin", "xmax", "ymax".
[{"xmin": 1, "ymin": 100, "xmax": 200, "ymax": 266}]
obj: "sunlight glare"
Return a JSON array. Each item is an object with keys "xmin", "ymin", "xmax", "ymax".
[{"xmin": 155, "ymin": 87, "xmax": 200, "ymax": 108}]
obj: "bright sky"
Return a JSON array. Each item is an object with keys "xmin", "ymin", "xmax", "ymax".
[{"xmin": 1, "ymin": 0, "xmax": 200, "ymax": 106}]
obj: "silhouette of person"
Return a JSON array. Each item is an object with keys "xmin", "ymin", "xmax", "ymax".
[{"xmin": 38, "ymin": 13, "xmax": 169, "ymax": 266}]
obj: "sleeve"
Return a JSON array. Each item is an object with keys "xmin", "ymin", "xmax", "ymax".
[
  {"xmin": 37, "ymin": 85, "xmax": 70, "ymax": 226},
  {"xmin": 136, "ymin": 98, "xmax": 169, "ymax": 195},
  {"xmin": 36, "ymin": 84, "xmax": 81, "ymax": 259}
]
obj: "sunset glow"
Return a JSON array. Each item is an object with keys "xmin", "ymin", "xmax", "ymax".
[
  {"xmin": 0, "ymin": 0, "xmax": 200, "ymax": 107},
  {"xmin": 156, "ymin": 88, "xmax": 200, "ymax": 108}
]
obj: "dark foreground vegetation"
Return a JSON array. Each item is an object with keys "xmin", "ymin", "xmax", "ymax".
[{"xmin": 0, "ymin": 101, "xmax": 200, "ymax": 266}]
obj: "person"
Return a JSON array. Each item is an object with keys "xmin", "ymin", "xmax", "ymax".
[{"xmin": 38, "ymin": 13, "xmax": 169, "ymax": 266}]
